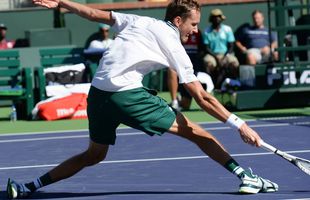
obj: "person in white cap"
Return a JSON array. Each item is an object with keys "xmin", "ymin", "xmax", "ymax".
[{"xmin": 85, "ymin": 23, "xmax": 113, "ymax": 54}]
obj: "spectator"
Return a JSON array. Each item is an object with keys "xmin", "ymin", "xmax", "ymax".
[
  {"xmin": 235, "ymin": 10, "xmax": 278, "ymax": 65},
  {"xmin": 203, "ymin": 9, "xmax": 239, "ymax": 89},
  {"xmin": 0, "ymin": 23, "xmax": 15, "ymax": 49},
  {"xmin": 168, "ymin": 30, "xmax": 214, "ymax": 110},
  {"xmin": 84, "ymin": 23, "xmax": 113, "ymax": 54}
]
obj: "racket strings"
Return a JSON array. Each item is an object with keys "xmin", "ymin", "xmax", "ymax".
[{"xmin": 295, "ymin": 159, "xmax": 310, "ymax": 175}]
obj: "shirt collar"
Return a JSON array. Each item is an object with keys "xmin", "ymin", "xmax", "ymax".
[{"xmin": 166, "ymin": 21, "xmax": 180, "ymax": 37}]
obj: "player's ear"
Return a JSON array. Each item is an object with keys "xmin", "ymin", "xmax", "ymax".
[{"xmin": 172, "ymin": 16, "xmax": 182, "ymax": 27}]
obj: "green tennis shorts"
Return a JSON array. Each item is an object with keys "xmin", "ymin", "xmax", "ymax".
[{"xmin": 87, "ymin": 86, "xmax": 177, "ymax": 145}]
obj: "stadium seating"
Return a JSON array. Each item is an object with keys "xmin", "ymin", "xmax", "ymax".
[{"xmin": 0, "ymin": 50, "xmax": 34, "ymax": 119}]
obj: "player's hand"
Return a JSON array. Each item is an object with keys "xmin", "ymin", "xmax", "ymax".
[
  {"xmin": 238, "ymin": 123, "xmax": 262, "ymax": 147},
  {"xmin": 33, "ymin": 0, "xmax": 60, "ymax": 8}
]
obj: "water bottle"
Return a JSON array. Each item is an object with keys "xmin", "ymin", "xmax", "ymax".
[
  {"xmin": 221, "ymin": 78, "xmax": 241, "ymax": 92},
  {"xmin": 10, "ymin": 104, "xmax": 17, "ymax": 122}
]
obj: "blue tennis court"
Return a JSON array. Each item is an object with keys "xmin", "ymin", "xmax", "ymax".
[{"xmin": 0, "ymin": 116, "xmax": 309, "ymax": 200}]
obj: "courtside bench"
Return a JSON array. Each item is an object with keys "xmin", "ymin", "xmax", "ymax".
[
  {"xmin": 34, "ymin": 47, "xmax": 97, "ymax": 102},
  {"xmin": 214, "ymin": 62, "xmax": 310, "ymax": 110},
  {"xmin": 0, "ymin": 50, "xmax": 34, "ymax": 119}
]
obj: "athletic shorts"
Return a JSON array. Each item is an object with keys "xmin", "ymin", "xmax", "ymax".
[{"xmin": 87, "ymin": 86, "xmax": 177, "ymax": 145}]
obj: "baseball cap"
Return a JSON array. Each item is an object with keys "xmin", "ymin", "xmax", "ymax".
[
  {"xmin": 0, "ymin": 23, "xmax": 7, "ymax": 30},
  {"xmin": 210, "ymin": 9, "xmax": 226, "ymax": 20}
]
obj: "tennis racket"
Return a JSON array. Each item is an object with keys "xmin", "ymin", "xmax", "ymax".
[{"xmin": 260, "ymin": 140, "xmax": 310, "ymax": 176}]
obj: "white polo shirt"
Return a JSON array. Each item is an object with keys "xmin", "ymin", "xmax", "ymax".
[{"xmin": 91, "ymin": 11, "xmax": 198, "ymax": 92}]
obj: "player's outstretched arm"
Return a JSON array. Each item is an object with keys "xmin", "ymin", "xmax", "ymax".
[
  {"xmin": 32, "ymin": 0, "xmax": 115, "ymax": 26},
  {"xmin": 184, "ymin": 81, "xmax": 262, "ymax": 147},
  {"xmin": 33, "ymin": 0, "xmax": 59, "ymax": 8}
]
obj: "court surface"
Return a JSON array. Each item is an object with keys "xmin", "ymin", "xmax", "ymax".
[{"xmin": 0, "ymin": 116, "xmax": 309, "ymax": 200}]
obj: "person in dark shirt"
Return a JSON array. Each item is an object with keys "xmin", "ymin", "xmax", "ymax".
[{"xmin": 235, "ymin": 10, "xmax": 278, "ymax": 65}]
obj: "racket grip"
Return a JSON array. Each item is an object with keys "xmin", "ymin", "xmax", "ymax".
[{"xmin": 260, "ymin": 140, "xmax": 278, "ymax": 153}]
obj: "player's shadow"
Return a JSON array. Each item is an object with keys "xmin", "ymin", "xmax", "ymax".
[
  {"xmin": 1, "ymin": 190, "xmax": 310, "ymax": 199},
  {"xmin": 0, "ymin": 190, "xmax": 242, "ymax": 199}
]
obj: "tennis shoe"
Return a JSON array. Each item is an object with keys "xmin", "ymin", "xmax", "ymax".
[
  {"xmin": 170, "ymin": 100, "xmax": 180, "ymax": 109},
  {"xmin": 239, "ymin": 168, "xmax": 279, "ymax": 194},
  {"xmin": 7, "ymin": 178, "xmax": 32, "ymax": 199}
]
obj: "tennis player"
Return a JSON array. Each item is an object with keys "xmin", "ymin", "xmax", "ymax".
[{"xmin": 7, "ymin": 0, "xmax": 278, "ymax": 198}]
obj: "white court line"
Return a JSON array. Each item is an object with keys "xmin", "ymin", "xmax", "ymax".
[
  {"xmin": 0, "ymin": 115, "xmax": 308, "ymax": 137},
  {"xmin": 0, "ymin": 132, "xmax": 142, "ymax": 143},
  {"xmin": 281, "ymin": 198, "xmax": 310, "ymax": 200},
  {"xmin": 0, "ymin": 122, "xmax": 295, "ymax": 143},
  {"xmin": 0, "ymin": 150, "xmax": 309, "ymax": 171}
]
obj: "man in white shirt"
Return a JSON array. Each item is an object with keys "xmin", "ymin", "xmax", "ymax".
[{"xmin": 6, "ymin": 0, "xmax": 278, "ymax": 198}]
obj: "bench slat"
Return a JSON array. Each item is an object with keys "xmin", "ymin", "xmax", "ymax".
[
  {"xmin": 0, "ymin": 59, "xmax": 20, "ymax": 67},
  {"xmin": 40, "ymin": 48, "xmax": 84, "ymax": 56},
  {"xmin": 41, "ymin": 57, "xmax": 85, "ymax": 67},
  {"xmin": 0, "ymin": 68, "xmax": 20, "ymax": 76},
  {"xmin": 0, "ymin": 50, "xmax": 19, "ymax": 58}
]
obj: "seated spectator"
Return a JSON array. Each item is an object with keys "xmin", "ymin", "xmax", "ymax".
[
  {"xmin": 84, "ymin": 23, "xmax": 113, "ymax": 54},
  {"xmin": 168, "ymin": 30, "xmax": 214, "ymax": 111},
  {"xmin": 203, "ymin": 9, "xmax": 239, "ymax": 89},
  {"xmin": 235, "ymin": 10, "xmax": 278, "ymax": 65},
  {"xmin": 0, "ymin": 23, "xmax": 15, "ymax": 49}
]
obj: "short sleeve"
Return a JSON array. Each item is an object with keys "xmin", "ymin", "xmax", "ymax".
[
  {"xmin": 149, "ymin": 22, "xmax": 198, "ymax": 84},
  {"xmin": 202, "ymin": 28, "xmax": 210, "ymax": 45},
  {"xmin": 225, "ymin": 26, "xmax": 236, "ymax": 42},
  {"xmin": 271, "ymin": 31, "xmax": 277, "ymax": 42},
  {"xmin": 111, "ymin": 11, "xmax": 140, "ymax": 33}
]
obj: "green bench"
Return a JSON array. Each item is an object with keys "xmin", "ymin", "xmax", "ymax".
[
  {"xmin": 0, "ymin": 50, "xmax": 34, "ymax": 119},
  {"xmin": 34, "ymin": 47, "xmax": 97, "ymax": 102}
]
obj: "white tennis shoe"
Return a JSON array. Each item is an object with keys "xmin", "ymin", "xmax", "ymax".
[
  {"xmin": 6, "ymin": 178, "xmax": 32, "ymax": 199},
  {"xmin": 239, "ymin": 168, "xmax": 279, "ymax": 194}
]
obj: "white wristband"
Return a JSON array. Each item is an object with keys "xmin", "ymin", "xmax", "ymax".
[{"xmin": 226, "ymin": 114, "xmax": 245, "ymax": 129}]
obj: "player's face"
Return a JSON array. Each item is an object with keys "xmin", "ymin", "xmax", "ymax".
[{"xmin": 177, "ymin": 9, "xmax": 200, "ymax": 43}]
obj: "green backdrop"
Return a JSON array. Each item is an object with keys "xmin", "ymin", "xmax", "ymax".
[{"xmin": 2, "ymin": 2, "xmax": 271, "ymax": 48}]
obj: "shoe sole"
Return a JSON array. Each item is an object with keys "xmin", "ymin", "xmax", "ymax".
[
  {"xmin": 239, "ymin": 185, "xmax": 260, "ymax": 194},
  {"xmin": 7, "ymin": 178, "xmax": 18, "ymax": 199},
  {"xmin": 239, "ymin": 184, "xmax": 278, "ymax": 194}
]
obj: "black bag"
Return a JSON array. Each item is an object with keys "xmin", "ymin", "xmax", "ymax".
[{"xmin": 44, "ymin": 63, "xmax": 87, "ymax": 85}]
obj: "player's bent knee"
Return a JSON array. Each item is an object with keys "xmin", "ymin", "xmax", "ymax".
[{"xmin": 83, "ymin": 151, "xmax": 107, "ymax": 166}]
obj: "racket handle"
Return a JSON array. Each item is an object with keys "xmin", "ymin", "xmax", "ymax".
[
  {"xmin": 260, "ymin": 140, "xmax": 277, "ymax": 153},
  {"xmin": 260, "ymin": 140, "xmax": 297, "ymax": 163}
]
